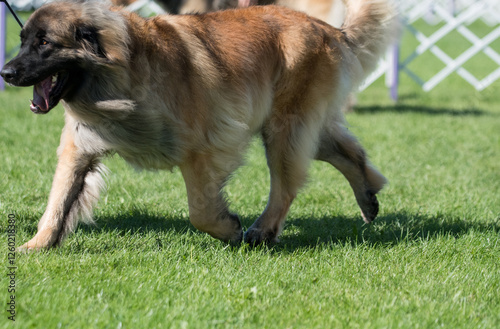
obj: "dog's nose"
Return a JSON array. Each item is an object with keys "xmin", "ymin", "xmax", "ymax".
[{"xmin": 0, "ymin": 67, "xmax": 17, "ymax": 81}]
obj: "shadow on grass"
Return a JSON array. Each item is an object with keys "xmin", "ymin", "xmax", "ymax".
[
  {"xmin": 274, "ymin": 212, "xmax": 499, "ymax": 252},
  {"xmin": 66, "ymin": 208, "xmax": 499, "ymax": 252},
  {"xmin": 81, "ymin": 210, "xmax": 194, "ymax": 235},
  {"xmin": 354, "ymin": 104, "xmax": 494, "ymax": 116}
]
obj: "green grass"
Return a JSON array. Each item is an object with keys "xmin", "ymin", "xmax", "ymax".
[{"xmin": 1, "ymin": 13, "xmax": 500, "ymax": 329}]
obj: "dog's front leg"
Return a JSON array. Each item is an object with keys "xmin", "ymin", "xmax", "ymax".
[
  {"xmin": 19, "ymin": 128, "xmax": 104, "ymax": 251},
  {"xmin": 180, "ymin": 153, "xmax": 243, "ymax": 244}
]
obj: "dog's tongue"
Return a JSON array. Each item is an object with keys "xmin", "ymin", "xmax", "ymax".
[{"xmin": 32, "ymin": 76, "xmax": 52, "ymax": 112}]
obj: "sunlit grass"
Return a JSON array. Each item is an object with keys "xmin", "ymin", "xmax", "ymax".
[{"xmin": 1, "ymin": 12, "xmax": 499, "ymax": 329}]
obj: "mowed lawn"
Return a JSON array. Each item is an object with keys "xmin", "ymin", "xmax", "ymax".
[{"xmin": 1, "ymin": 13, "xmax": 499, "ymax": 329}]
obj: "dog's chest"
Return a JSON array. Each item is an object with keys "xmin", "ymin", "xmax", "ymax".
[{"xmin": 74, "ymin": 118, "xmax": 181, "ymax": 170}]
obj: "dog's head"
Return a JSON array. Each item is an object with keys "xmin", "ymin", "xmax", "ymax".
[{"xmin": 0, "ymin": 1, "xmax": 130, "ymax": 114}]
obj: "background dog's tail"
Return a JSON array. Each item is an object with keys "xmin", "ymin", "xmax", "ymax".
[{"xmin": 341, "ymin": 0, "xmax": 399, "ymax": 85}]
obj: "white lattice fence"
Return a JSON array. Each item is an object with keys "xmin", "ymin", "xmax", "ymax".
[{"xmin": 397, "ymin": 0, "xmax": 500, "ymax": 92}]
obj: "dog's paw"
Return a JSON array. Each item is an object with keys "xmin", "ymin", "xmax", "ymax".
[
  {"xmin": 243, "ymin": 228, "xmax": 279, "ymax": 246},
  {"xmin": 16, "ymin": 241, "xmax": 47, "ymax": 253},
  {"xmin": 227, "ymin": 229, "xmax": 244, "ymax": 246},
  {"xmin": 16, "ymin": 230, "xmax": 58, "ymax": 252},
  {"xmin": 359, "ymin": 190, "xmax": 379, "ymax": 224}
]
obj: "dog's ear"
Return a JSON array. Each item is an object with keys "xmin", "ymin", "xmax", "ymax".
[{"xmin": 76, "ymin": 26, "xmax": 106, "ymax": 58}]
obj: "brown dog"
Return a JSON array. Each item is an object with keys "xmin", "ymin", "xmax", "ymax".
[{"xmin": 1, "ymin": 0, "xmax": 396, "ymax": 250}]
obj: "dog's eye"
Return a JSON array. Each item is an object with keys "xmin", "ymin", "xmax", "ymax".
[{"xmin": 40, "ymin": 39, "xmax": 50, "ymax": 46}]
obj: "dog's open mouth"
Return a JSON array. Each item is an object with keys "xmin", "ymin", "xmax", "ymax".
[{"xmin": 30, "ymin": 71, "xmax": 69, "ymax": 114}]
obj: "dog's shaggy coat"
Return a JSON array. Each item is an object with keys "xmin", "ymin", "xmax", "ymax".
[{"xmin": 1, "ymin": 0, "xmax": 397, "ymax": 249}]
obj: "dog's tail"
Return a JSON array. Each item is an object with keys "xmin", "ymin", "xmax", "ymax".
[{"xmin": 341, "ymin": 0, "xmax": 399, "ymax": 85}]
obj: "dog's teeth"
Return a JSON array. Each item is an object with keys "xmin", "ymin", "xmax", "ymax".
[{"xmin": 51, "ymin": 74, "xmax": 57, "ymax": 88}]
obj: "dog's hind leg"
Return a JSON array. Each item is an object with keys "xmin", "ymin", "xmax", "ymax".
[
  {"xmin": 18, "ymin": 128, "xmax": 104, "ymax": 251},
  {"xmin": 315, "ymin": 122, "xmax": 387, "ymax": 223},
  {"xmin": 180, "ymin": 153, "xmax": 243, "ymax": 243}
]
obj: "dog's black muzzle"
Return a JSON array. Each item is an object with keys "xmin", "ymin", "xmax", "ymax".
[
  {"xmin": 0, "ymin": 58, "xmax": 32, "ymax": 87},
  {"xmin": 0, "ymin": 65, "xmax": 17, "ymax": 84},
  {"xmin": 0, "ymin": 66, "xmax": 16, "ymax": 79}
]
